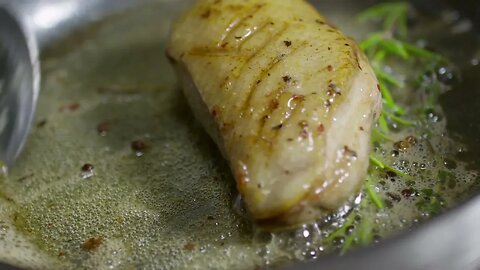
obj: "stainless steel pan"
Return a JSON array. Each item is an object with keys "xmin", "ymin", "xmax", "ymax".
[{"xmin": 0, "ymin": 1, "xmax": 478, "ymax": 269}]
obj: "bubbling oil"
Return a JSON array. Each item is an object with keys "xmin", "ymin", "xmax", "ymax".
[
  {"xmin": 0, "ymin": 1, "xmax": 478, "ymax": 270},
  {"xmin": 252, "ymin": 118, "xmax": 479, "ymax": 266}
]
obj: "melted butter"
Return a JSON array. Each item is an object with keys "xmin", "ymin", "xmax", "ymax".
[{"xmin": 0, "ymin": 1, "xmax": 477, "ymax": 269}]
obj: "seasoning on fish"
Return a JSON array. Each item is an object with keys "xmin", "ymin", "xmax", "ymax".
[{"xmin": 167, "ymin": 0, "xmax": 382, "ymax": 227}]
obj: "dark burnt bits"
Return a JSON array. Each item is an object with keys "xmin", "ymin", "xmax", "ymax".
[
  {"xmin": 81, "ymin": 163, "xmax": 94, "ymax": 179},
  {"xmin": 298, "ymin": 121, "xmax": 309, "ymax": 139},
  {"xmin": 96, "ymin": 121, "xmax": 111, "ymax": 136},
  {"xmin": 261, "ymin": 115, "xmax": 271, "ymax": 125},
  {"xmin": 131, "ymin": 140, "xmax": 147, "ymax": 156},
  {"xmin": 59, "ymin": 102, "xmax": 80, "ymax": 112},
  {"xmin": 269, "ymin": 99, "xmax": 279, "ymax": 110},
  {"xmin": 36, "ymin": 119, "xmax": 47, "ymax": 128},
  {"xmin": 282, "ymin": 75, "xmax": 292, "ymax": 83},
  {"xmin": 401, "ymin": 188, "xmax": 417, "ymax": 198},
  {"xmin": 283, "ymin": 40, "xmax": 292, "ymax": 47},
  {"xmin": 212, "ymin": 109, "xmax": 218, "ymax": 119},
  {"xmin": 317, "ymin": 124, "xmax": 325, "ymax": 134},
  {"xmin": 292, "ymin": 95, "xmax": 305, "ymax": 102},
  {"xmin": 184, "ymin": 243, "xmax": 196, "ymax": 251},
  {"xmin": 325, "ymin": 82, "xmax": 341, "ymax": 108},
  {"xmin": 68, "ymin": 103, "xmax": 80, "ymax": 111},
  {"xmin": 324, "ymin": 100, "xmax": 332, "ymax": 108},
  {"xmin": 299, "ymin": 129, "xmax": 309, "ymax": 139},
  {"xmin": 82, "ymin": 236, "xmax": 103, "ymax": 252},
  {"xmin": 81, "ymin": 163, "xmax": 94, "ymax": 172},
  {"xmin": 327, "ymin": 82, "xmax": 341, "ymax": 96}
]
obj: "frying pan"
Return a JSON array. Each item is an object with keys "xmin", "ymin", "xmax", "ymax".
[{"xmin": 0, "ymin": 0, "xmax": 478, "ymax": 269}]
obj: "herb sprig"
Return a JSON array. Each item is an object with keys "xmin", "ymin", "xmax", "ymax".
[{"xmin": 326, "ymin": 2, "xmax": 448, "ymax": 254}]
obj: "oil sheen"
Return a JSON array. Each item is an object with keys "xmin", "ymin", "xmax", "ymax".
[{"xmin": 0, "ymin": 1, "xmax": 478, "ymax": 269}]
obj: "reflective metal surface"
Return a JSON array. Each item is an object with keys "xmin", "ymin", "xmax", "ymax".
[
  {"xmin": 0, "ymin": 0, "xmax": 478, "ymax": 269},
  {"xmin": 0, "ymin": 7, "xmax": 38, "ymax": 165},
  {"xmin": 0, "ymin": 0, "xmax": 158, "ymax": 165},
  {"xmin": 2, "ymin": 0, "xmax": 158, "ymax": 49}
]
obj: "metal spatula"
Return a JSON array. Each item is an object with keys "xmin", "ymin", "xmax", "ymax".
[
  {"xmin": 0, "ymin": 7, "xmax": 39, "ymax": 167},
  {"xmin": 0, "ymin": 0, "xmax": 150, "ymax": 167}
]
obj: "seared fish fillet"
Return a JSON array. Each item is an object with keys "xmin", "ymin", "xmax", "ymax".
[{"xmin": 167, "ymin": 0, "xmax": 382, "ymax": 227}]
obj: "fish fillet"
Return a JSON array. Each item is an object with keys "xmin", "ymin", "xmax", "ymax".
[{"xmin": 167, "ymin": 0, "xmax": 382, "ymax": 227}]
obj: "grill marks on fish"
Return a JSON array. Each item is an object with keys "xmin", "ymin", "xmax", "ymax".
[
  {"xmin": 236, "ymin": 22, "xmax": 271, "ymax": 51},
  {"xmin": 239, "ymin": 42, "xmax": 304, "ymax": 115},
  {"xmin": 218, "ymin": 4, "xmax": 266, "ymax": 48},
  {"xmin": 209, "ymin": 11, "xmax": 313, "ymax": 147},
  {"xmin": 167, "ymin": 0, "xmax": 382, "ymax": 226},
  {"xmin": 239, "ymin": 43, "xmax": 311, "ymax": 157},
  {"xmin": 189, "ymin": 24, "xmax": 290, "ymax": 98},
  {"xmin": 230, "ymin": 26, "xmax": 290, "ymax": 107},
  {"xmin": 270, "ymin": 94, "xmax": 306, "ymax": 146}
]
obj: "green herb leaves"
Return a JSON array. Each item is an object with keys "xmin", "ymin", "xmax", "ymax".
[
  {"xmin": 328, "ymin": 1, "xmax": 451, "ymax": 255},
  {"xmin": 357, "ymin": 2, "xmax": 409, "ymax": 38}
]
